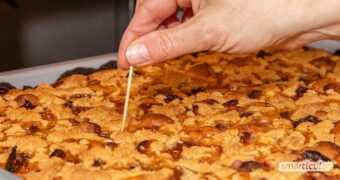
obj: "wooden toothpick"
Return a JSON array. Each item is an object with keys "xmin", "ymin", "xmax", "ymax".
[{"xmin": 121, "ymin": 66, "xmax": 134, "ymax": 132}]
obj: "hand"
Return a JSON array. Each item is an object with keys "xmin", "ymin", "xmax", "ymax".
[{"xmin": 118, "ymin": 0, "xmax": 340, "ymax": 69}]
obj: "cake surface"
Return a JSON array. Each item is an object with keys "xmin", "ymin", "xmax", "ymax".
[{"xmin": 1, "ymin": 48, "xmax": 340, "ymax": 179}]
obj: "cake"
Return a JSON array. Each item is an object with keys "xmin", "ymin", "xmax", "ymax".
[{"xmin": 0, "ymin": 47, "xmax": 340, "ymax": 179}]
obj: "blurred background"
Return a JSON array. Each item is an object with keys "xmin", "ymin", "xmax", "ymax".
[{"xmin": 0, "ymin": 0, "xmax": 134, "ymax": 72}]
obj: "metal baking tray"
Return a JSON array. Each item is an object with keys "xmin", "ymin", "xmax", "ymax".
[
  {"xmin": 0, "ymin": 41, "xmax": 339, "ymax": 179},
  {"xmin": 0, "ymin": 53, "xmax": 117, "ymax": 88}
]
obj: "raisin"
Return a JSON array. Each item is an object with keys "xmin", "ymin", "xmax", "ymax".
[
  {"xmin": 73, "ymin": 106, "xmax": 91, "ymax": 115},
  {"xmin": 70, "ymin": 94, "xmax": 91, "ymax": 99},
  {"xmin": 240, "ymin": 112, "xmax": 253, "ymax": 118},
  {"xmin": 105, "ymin": 142, "xmax": 118, "ymax": 150},
  {"xmin": 27, "ymin": 125, "xmax": 39, "ymax": 135},
  {"xmin": 232, "ymin": 160, "xmax": 269, "ymax": 172},
  {"xmin": 93, "ymin": 159, "xmax": 107, "ymax": 167},
  {"xmin": 5, "ymin": 146, "xmax": 29, "ymax": 173},
  {"xmin": 182, "ymin": 141, "xmax": 197, "ymax": 147},
  {"xmin": 99, "ymin": 130, "xmax": 111, "ymax": 138},
  {"xmin": 334, "ymin": 49, "xmax": 340, "ymax": 56},
  {"xmin": 280, "ymin": 111, "xmax": 291, "ymax": 119},
  {"xmin": 97, "ymin": 61, "xmax": 117, "ymax": 70},
  {"xmin": 136, "ymin": 140, "xmax": 153, "ymax": 154},
  {"xmin": 51, "ymin": 80, "xmax": 64, "ymax": 88},
  {"xmin": 191, "ymin": 52, "xmax": 199, "ymax": 57},
  {"xmin": 64, "ymin": 100, "xmax": 73, "ymax": 108},
  {"xmin": 40, "ymin": 109, "xmax": 56, "ymax": 121},
  {"xmin": 171, "ymin": 167, "xmax": 184, "ymax": 180},
  {"xmin": 324, "ymin": 83, "xmax": 340, "ymax": 93},
  {"xmin": 91, "ymin": 123, "xmax": 102, "ymax": 135},
  {"xmin": 238, "ymin": 161, "xmax": 264, "ymax": 172},
  {"xmin": 139, "ymin": 103, "xmax": 153, "ymax": 111},
  {"xmin": 215, "ymin": 123, "xmax": 228, "ymax": 131},
  {"xmin": 138, "ymin": 98, "xmax": 162, "ymax": 112},
  {"xmin": 192, "ymin": 105, "xmax": 199, "ymax": 115},
  {"xmin": 24, "ymin": 101, "xmax": 36, "ymax": 109},
  {"xmin": 190, "ymin": 88, "xmax": 203, "ymax": 95},
  {"xmin": 79, "ymin": 121, "xmax": 109, "ymax": 138},
  {"xmin": 240, "ymin": 131, "xmax": 252, "ymax": 145},
  {"xmin": 133, "ymin": 70, "xmax": 142, "ymax": 76},
  {"xmin": 222, "ymin": 99, "xmax": 238, "ymax": 107},
  {"xmin": 50, "ymin": 149, "xmax": 66, "ymax": 158},
  {"xmin": 65, "ymin": 101, "xmax": 91, "ymax": 115},
  {"xmin": 68, "ymin": 118, "xmax": 80, "ymax": 126},
  {"xmin": 256, "ymin": 50, "xmax": 271, "ymax": 59},
  {"xmin": 58, "ymin": 67, "xmax": 96, "ymax": 80},
  {"xmin": 0, "ymin": 82, "xmax": 16, "ymax": 94},
  {"xmin": 302, "ymin": 150, "xmax": 331, "ymax": 162},
  {"xmin": 248, "ymin": 90, "xmax": 262, "ymax": 99},
  {"xmin": 14, "ymin": 94, "xmax": 40, "ymax": 110},
  {"xmin": 303, "ymin": 46, "xmax": 310, "ymax": 51},
  {"xmin": 167, "ymin": 143, "xmax": 183, "ymax": 160},
  {"xmin": 112, "ymin": 100, "xmax": 124, "ymax": 114},
  {"xmin": 295, "ymin": 87, "xmax": 308, "ymax": 98},
  {"xmin": 164, "ymin": 94, "xmax": 181, "ymax": 103},
  {"xmin": 23, "ymin": 85, "xmax": 34, "ymax": 90},
  {"xmin": 199, "ymin": 99, "xmax": 218, "ymax": 105},
  {"xmin": 293, "ymin": 115, "xmax": 321, "ymax": 128},
  {"xmin": 50, "ymin": 149, "xmax": 80, "ymax": 163},
  {"xmin": 21, "ymin": 122, "xmax": 42, "ymax": 135}
]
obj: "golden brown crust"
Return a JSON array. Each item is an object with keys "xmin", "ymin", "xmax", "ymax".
[{"xmin": 1, "ymin": 48, "xmax": 340, "ymax": 179}]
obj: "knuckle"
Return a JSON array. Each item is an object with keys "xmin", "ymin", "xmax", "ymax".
[
  {"xmin": 200, "ymin": 24, "xmax": 224, "ymax": 49},
  {"xmin": 139, "ymin": 3, "xmax": 158, "ymax": 22},
  {"xmin": 150, "ymin": 32, "xmax": 176, "ymax": 59}
]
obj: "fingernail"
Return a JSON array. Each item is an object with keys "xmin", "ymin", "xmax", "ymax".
[{"xmin": 126, "ymin": 43, "xmax": 150, "ymax": 65}]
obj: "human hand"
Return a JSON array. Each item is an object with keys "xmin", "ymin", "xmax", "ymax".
[{"xmin": 118, "ymin": 0, "xmax": 340, "ymax": 69}]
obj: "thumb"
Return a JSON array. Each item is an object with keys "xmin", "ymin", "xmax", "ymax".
[{"xmin": 125, "ymin": 18, "xmax": 206, "ymax": 66}]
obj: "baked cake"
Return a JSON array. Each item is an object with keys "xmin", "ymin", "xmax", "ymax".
[{"xmin": 1, "ymin": 47, "xmax": 340, "ymax": 179}]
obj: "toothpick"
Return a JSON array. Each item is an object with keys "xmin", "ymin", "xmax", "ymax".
[{"xmin": 121, "ymin": 66, "xmax": 133, "ymax": 132}]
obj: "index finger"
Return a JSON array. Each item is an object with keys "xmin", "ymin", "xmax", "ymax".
[{"xmin": 118, "ymin": 0, "xmax": 179, "ymax": 69}]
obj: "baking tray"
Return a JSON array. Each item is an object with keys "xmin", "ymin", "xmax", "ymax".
[
  {"xmin": 0, "ymin": 41, "xmax": 339, "ymax": 180},
  {"xmin": 0, "ymin": 53, "xmax": 117, "ymax": 88}
]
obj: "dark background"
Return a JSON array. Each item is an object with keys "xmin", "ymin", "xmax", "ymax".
[{"xmin": 0, "ymin": 0, "xmax": 132, "ymax": 72}]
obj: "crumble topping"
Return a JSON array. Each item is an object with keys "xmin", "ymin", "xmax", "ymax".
[{"xmin": 0, "ymin": 47, "xmax": 340, "ymax": 179}]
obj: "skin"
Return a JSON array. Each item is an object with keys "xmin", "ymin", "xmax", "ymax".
[{"xmin": 118, "ymin": 0, "xmax": 340, "ymax": 69}]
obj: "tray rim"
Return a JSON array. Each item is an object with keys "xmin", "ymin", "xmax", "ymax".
[{"xmin": 0, "ymin": 53, "xmax": 117, "ymax": 87}]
